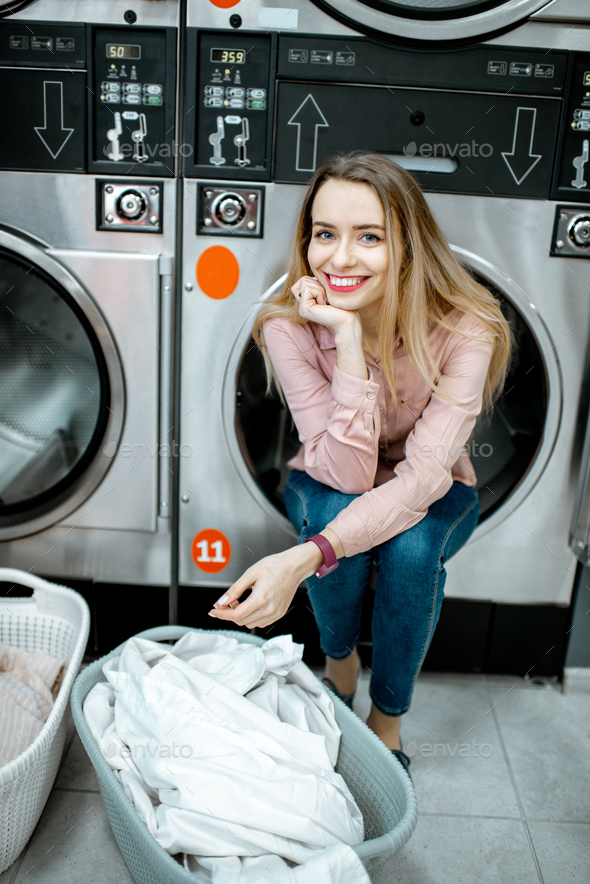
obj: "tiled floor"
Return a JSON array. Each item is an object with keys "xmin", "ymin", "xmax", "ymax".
[{"xmin": 1, "ymin": 667, "xmax": 589, "ymax": 883}]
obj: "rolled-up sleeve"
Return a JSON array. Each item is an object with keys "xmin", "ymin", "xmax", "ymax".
[
  {"xmin": 264, "ymin": 319, "xmax": 380, "ymax": 493},
  {"xmin": 325, "ymin": 318, "xmax": 495, "ymax": 555}
]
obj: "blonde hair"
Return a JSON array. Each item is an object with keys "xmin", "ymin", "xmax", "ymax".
[{"xmin": 253, "ymin": 151, "xmax": 512, "ymax": 413}]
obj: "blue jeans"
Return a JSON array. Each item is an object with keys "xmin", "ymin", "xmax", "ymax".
[{"xmin": 283, "ymin": 469, "xmax": 480, "ymax": 717}]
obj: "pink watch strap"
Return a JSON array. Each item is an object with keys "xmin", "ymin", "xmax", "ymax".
[{"xmin": 304, "ymin": 534, "xmax": 339, "ymax": 578}]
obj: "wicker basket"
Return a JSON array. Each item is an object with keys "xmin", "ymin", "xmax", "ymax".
[
  {"xmin": 0, "ymin": 568, "xmax": 90, "ymax": 873},
  {"xmin": 71, "ymin": 625, "xmax": 418, "ymax": 884}
]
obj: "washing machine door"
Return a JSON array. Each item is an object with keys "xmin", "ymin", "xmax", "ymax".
[
  {"xmin": 0, "ymin": 227, "xmax": 124, "ymax": 539},
  {"xmin": 315, "ymin": 0, "xmax": 552, "ymax": 44},
  {"xmin": 229, "ymin": 245, "xmax": 559, "ymax": 538},
  {"xmin": 0, "ymin": 0, "xmax": 39, "ymax": 16}
]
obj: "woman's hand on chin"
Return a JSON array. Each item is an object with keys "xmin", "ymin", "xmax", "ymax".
[
  {"xmin": 290, "ymin": 275, "xmax": 361, "ymax": 337},
  {"xmin": 207, "ymin": 543, "xmax": 323, "ymax": 630}
]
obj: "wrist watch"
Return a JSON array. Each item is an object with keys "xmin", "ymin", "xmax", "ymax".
[{"xmin": 304, "ymin": 534, "xmax": 339, "ymax": 578}]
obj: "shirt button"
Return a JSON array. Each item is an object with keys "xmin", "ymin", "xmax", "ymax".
[
  {"xmin": 401, "ymin": 398, "xmax": 406, "ymax": 404},
  {"xmin": 379, "ymin": 408, "xmax": 384, "ymax": 414},
  {"xmin": 367, "ymin": 392, "xmax": 375, "ymax": 399}
]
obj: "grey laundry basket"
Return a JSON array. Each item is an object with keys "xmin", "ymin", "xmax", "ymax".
[{"xmin": 71, "ymin": 626, "xmax": 417, "ymax": 884}]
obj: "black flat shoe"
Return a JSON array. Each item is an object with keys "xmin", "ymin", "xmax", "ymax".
[
  {"xmin": 321, "ymin": 676, "xmax": 355, "ymax": 709},
  {"xmin": 391, "ymin": 749, "xmax": 413, "ymax": 781}
]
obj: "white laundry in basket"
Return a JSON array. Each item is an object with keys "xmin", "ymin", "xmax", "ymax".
[{"xmin": 83, "ymin": 632, "xmax": 370, "ymax": 884}]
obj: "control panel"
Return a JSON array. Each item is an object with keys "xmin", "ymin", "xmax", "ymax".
[
  {"xmin": 189, "ymin": 31, "xmax": 586, "ymax": 200},
  {"xmin": 184, "ymin": 30, "xmax": 275, "ymax": 180},
  {"xmin": 552, "ymin": 54, "xmax": 590, "ymax": 202},
  {"xmin": 0, "ymin": 22, "xmax": 175, "ymax": 177},
  {"xmin": 90, "ymin": 28, "xmax": 176, "ymax": 177}
]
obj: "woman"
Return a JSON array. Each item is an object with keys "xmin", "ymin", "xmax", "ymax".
[{"xmin": 208, "ymin": 152, "xmax": 511, "ymax": 770}]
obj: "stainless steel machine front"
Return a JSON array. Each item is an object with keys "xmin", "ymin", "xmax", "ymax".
[
  {"xmin": 0, "ymin": 0, "xmax": 180, "ymax": 585},
  {"xmin": 177, "ymin": 0, "xmax": 590, "ymax": 614}
]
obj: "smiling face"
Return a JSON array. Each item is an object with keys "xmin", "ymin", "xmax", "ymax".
[{"xmin": 307, "ymin": 178, "xmax": 393, "ymax": 320}]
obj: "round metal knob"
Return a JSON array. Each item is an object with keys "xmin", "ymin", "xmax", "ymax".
[
  {"xmin": 214, "ymin": 193, "xmax": 246, "ymax": 226},
  {"xmin": 116, "ymin": 188, "xmax": 148, "ymax": 221},
  {"xmin": 569, "ymin": 216, "xmax": 590, "ymax": 248}
]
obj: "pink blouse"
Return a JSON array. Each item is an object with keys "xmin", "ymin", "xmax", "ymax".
[{"xmin": 263, "ymin": 310, "xmax": 494, "ymax": 557}]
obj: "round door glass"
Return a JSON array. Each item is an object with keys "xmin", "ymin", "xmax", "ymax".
[
  {"xmin": 235, "ymin": 275, "xmax": 546, "ymax": 524},
  {"xmin": 0, "ymin": 247, "xmax": 109, "ymax": 516},
  {"xmin": 357, "ymin": 0, "xmax": 508, "ymax": 20}
]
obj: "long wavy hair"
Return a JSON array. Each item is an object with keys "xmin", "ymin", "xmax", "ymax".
[{"xmin": 253, "ymin": 151, "xmax": 512, "ymax": 413}]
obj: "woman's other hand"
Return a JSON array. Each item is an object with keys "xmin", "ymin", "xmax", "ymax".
[{"xmin": 207, "ymin": 542, "xmax": 325, "ymax": 629}]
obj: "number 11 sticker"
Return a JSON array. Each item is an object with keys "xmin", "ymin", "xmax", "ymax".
[{"xmin": 191, "ymin": 528, "xmax": 231, "ymax": 573}]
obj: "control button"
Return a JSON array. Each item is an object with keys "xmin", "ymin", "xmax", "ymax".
[
  {"xmin": 145, "ymin": 95, "xmax": 162, "ymax": 106},
  {"xmin": 288, "ymin": 48, "xmax": 308, "ymax": 63},
  {"xmin": 116, "ymin": 188, "xmax": 147, "ymax": 221},
  {"xmin": 224, "ymin": 114, "xmax": 242, "ymax": 124},
  {"xmin": 534, "ymin": 63, "xmax": 554, "ymax": 78},
  {"xmin": 367, "ymin": 392, "xmax": 375, "ymax": 400},
  {"xmin": 102, "ymin": 81, "xmax": 121, "ymax": 92},
  {"xmin": 204, "ymin": 96, "xmax": 223, "ymax": 108},
  {"xmin": 336, "ymin": 51, "xmax": 355, "ymax": 66},
  {"xmin": 487, "ymin": 61, "xmax": 507, "ymax": 75},
  {"xmin": 31, "ymin": 36, "xmax": 53, "ymax": 51},
  {"xmin": 204, "ymin": 85, "xmax": 224, "ymax": 97},
  {"xmin": 247, "ymin": 99, "xmax": 266, "ymax": 110},
  {"xmin": 225, "ymin": 87, "xmax": 245, "ymax": 98},
  {"xmin": 509, "ymin": 61, "xmax": 533, "ymax": 77},
  {"xmin": 123, "ymin": 83, "xmax": 141, "ymax": 93},
  {"xmin": 122, "ymin": 110, "xmax": 139, "ymax": 120},
  {"xmin": 123, "ymin": 94, "xmax": 141, "ymax": 105},
  {"xmin": 574, "ymin": 109, "xmax": 590, "ymax": 121},
  {"xmin": 227, "ymin": 98, "xmax": 245, "ymax": 109},
  {"xmin": 215, "ymin": 194, "xmax": 247, "ymax": 226},
  {"xmin": 9, "ymin": 35, "xmax": 28, "ymax": 49},
  {"xmin": 311, "ymin": 50, "xmax": 333, "ymax": 64},
  {"xmin": 56, "ymin": 37, "xmax": 75, "ymax": 51},
  {"xmin": 247, "ymin": 88, "xmax": 266, "ymax": 99},
  {"xmin": 144, "ymin": 84, "xmax": 162, "ymax": 95},
  {"xmin": 572, "ymin": 120, "xmax": 590, "ymax": 131},
  {"xmin": 103, "ymin": 93, "xmax": 121, "ymax": 103},
  {"xmin": 569, "ymin": 217, "xmax": 590, "ymax": 248}
]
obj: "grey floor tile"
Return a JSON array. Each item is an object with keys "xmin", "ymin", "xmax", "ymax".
[
  {"xmin": 489, "ymin": 684, "xmax": 590, "ymax": 821},
  {"xmin": 415, "ymin": 671, "xmax": 488, "ymax": 686},
  {"xmin": 484, "ymin": 674, "xmax": 560, "ymax": 690},
  {"xmin": 54, "ymin": 731, "xmax": 100, "ymax": 792},
  {"xmin": 384, "ymin": 815, "xmax": 540, "ymax": 884},
  {"xmin": 11, "ymin": 790, "xmax": 135, "ymax": 884},
  {"xmin": 368, "ymin": 679, "xmax": 520, "ymax": 818},
  {"xmin": 528, "ymin": 822, "xmax": 590, "ymax": 883}
]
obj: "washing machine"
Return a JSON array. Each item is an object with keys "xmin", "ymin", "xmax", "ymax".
[
  {"xmin": 177, "ymin": 0, "xmax": 590, "ymax": 664},
  {"xmin": 0, "ymin": 0, "xmax": 180, "ymax": 586}
]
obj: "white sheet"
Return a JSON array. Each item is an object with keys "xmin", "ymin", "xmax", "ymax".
[{"xmin": 83, "ymin": 632, "xmax": 371, "ymax": 883}]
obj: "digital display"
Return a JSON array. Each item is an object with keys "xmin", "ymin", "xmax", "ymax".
[
  {"xmin": 106, "ymin": 43, "xmax": 141, "ymax": 60},
  {"xmin": 210, "ymin": 48, "xmax": 245, "ymax": 65}
]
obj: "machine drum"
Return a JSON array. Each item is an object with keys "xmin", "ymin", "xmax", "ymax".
[{"xmin": 0, "ymin": 249, "xmax": 109, "ymax": 520}]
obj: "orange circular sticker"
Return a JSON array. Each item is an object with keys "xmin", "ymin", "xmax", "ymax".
[
  {"xmin": 209, "ymin": 0, "xmax": 241, "ymax": 7},
  {"xmin": 191, "ymin": 529, "xmax": 231, "ymax": 573},
  {"xmin": 196, "ymin": 245, "xmax": 239, "ymax": 300}
]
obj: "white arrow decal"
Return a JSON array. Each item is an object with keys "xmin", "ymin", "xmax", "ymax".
[
  {"xmin": 501, "ymin": 107, "xmax": 542, "ymax": 185},
  {"xmin": 287, "ymin": 94, "xmax": 329, "ymax": 172},
  {"xmin": 34, "ymin": 81, "xmax": 74, "ymax": 159}
]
